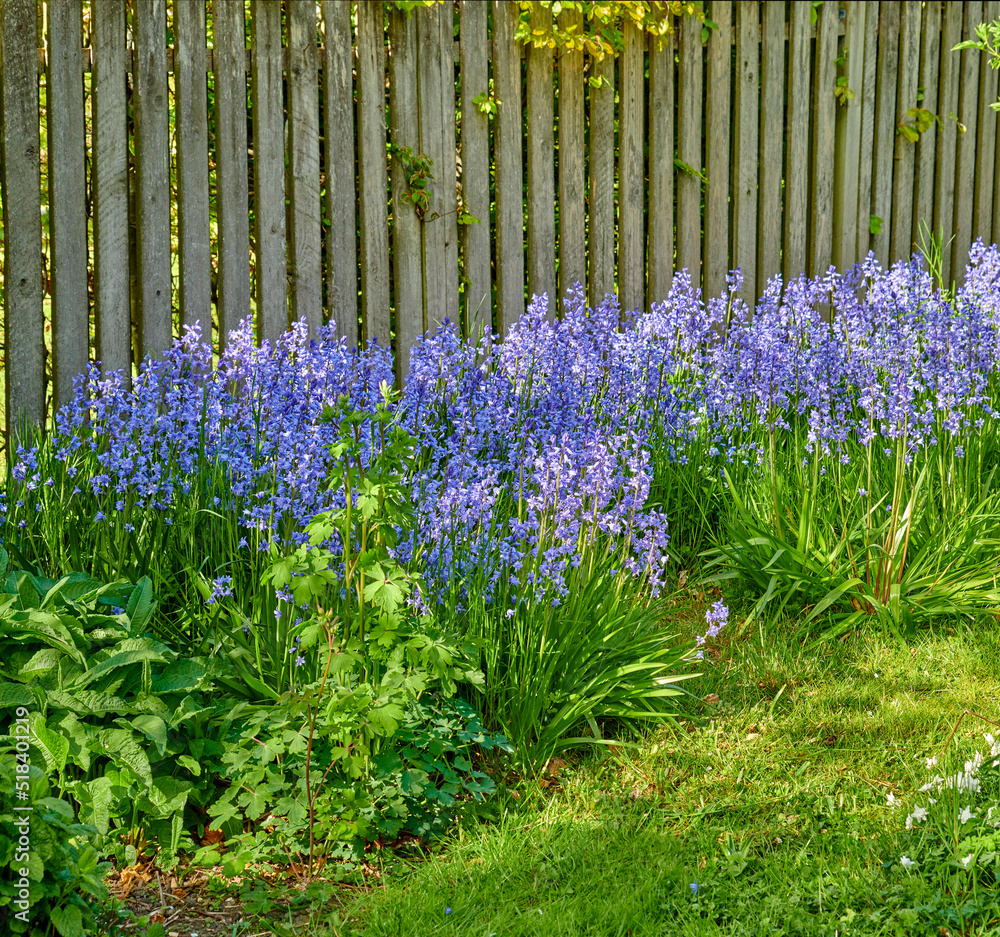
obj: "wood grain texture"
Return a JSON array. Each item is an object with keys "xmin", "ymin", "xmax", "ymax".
[
  {"xmin": 833, "ymin": 0, "xmax": 866, "ymax": 272},
  {"xmin": 783, "ymin": 0, "xmax": 810, "ymax": 283},
  {"xmin": 934, "ymin": 1, "xmax": 962, "ymax": 288},
  {"xmin": 389, "ymin": 8, "xmax": 423, "ymax": 381},
  {"xmin": 0, "ymin": 0, "xmax": 45, "ymax": 435},
  {"xmin": 889, "ymin": 1, "xmax": 921, "ymax": 264},
  {"xmin": 557, "ymin": 9, "xmax": 585, "ymax": 310},
  {"xmin": 587, "ymin": 52, "xmax": 615, "ymax": 306},
  {"xmin": 287, "ymin": 0, "xmax": 323, "ymax": 334},
  {"xmin": 952, "ymin": 1, "xmax": 983, "ymax": 284},
  {"xmin": 855, "ymin": 1, "xmax": 878, "ymax": 263},
  {"xmin": 356, "ymin": 0, "xmax": 391, "ymax": 345},
  {"xmin": 91, "ymin": 0, "xmax": 131, "ymax": 383},
  {"xmin": 251, "ymin": 0, "xmax": 287, "ymax": 345},
  {"xmin": 648, "ymin": 27, "xmax": 675, "ymax": 306},
  {"xmin": 973, "ymin": 2, "xmax": 999, "ymax": 251},
  {"xmin": 676, "ymin": 12, "xmax": 702, "ymax": 286},
  {"xmin": 492, "ymin": 0, "xmax": 525, "ymax": 334},
  {"xmin": 134, "ymin": 0, "xmax": 172, "ymax": 359},
  {"xmin": 757, "ymin": 0, "xmax": 783, "ymax": 292},
  {"xmin": 871, "ymin": 1, "xmax": 899, "ymax": 269},
  {"xmin": 46, "ymin": 0, "xmax": 89, "ymax": 408},
  {"xmin": 322, "ymin": 0, "xmax": 358, "ymax": 346},
  {"xmin": 175, "ymin": 0, "xmax": 212, "ymax": 339},
  {"xmin": 618, "ymin": 19, "xmax": 645, "ymax": 314},
  {"xmin": 437, "ymin": 7, "xmax": 460, "ymax": 328},
  {"xmin": 734, "ymin": 2, "xmax": 759, "ymax": 308},
  {"xmin": 913, "ymin": 1, "xmax": 940, "ymax": 250},
  {"xmin": 214, "ymin": 0, "xmax": 252, "ymax": 351},
  {"xmin": 526, "ymin": 5, "xmax": 556, "ymax": 312},
  {"xmin": 459, "ymin": 0, "xmax": 492, "ymax": 338},
  {"xmin": 809, "ymin": 0, "xmax": 836, "ymax": 278}
]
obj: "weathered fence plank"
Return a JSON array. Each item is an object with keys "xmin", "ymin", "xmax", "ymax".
[
  {"xmin": 526, "ymin": 5, "xmax": 556, "ymax": 311},
  {"xmin": 703, "ymin": 1, "xmax": 729, "ymax": 306},
  {"xmin": 935, "ymin": 1, "xmax": 963, "ymax": 287},
  {"xmin": 557, "ymin": 9, "xmax": 585, "ymax": 309},
  {"xmin": 889, "ymin": 1, "xmax": 921, "ymax": 264},
  {"xmin": 809, "ymin": 0, "xmax": 837, "ymax": 279},
  {"xmin": 250, "ymin": 0, "xmax": 287, "ymax": 345},
  {"xmin": 973, "ymin": 2, "xmax": 999, "ymax": 256},
  {"xmin": 47, "ymin": 0, "xmax": 88, "ymax": 409},
  {"xmin": 287, "ymin": 0, "xmax": 322, "ymax": 333},
  {"xmin": 322, "ymin": 0, "xmax": 357, "ymax": 345},
  {"xmin": 493, "ymin": 0, "xmax": 525, "ymax": 332},
  {"xmin": 783, "ymin": 0, "xmax": 810, "ymax": 283},
  {"xmin": 91, "ymin": 0, "xmax": 131, "ymax": 382},
  {"xmin": 758, "ymin": 0, "xmax": 783, "ymax": 294},
  {"xmin": 734, "ymin": 2, "xmax": 759, "ymax": 307},
  {"xmin": 175, "ymin": 0, "xmax": 212, "ymax": 338},
  {"xmin": 356, "ymin": 0, "xmax": 391, "ymax": 345},
  {"xmin": 871, "ymin": 1, "xmax": 899, "ymax": 269},
  {"xmin": 618, "ymin": 19, "xmax": 645, "ymax": 313},
  {"xmin": 913, "ymin": 0, "xmax": 941, "ymax": 249},
  {"xmin": 648, "ymin": 26, "xmax": 675, "ymax": 306},
  {"xmin": 459, "ymin": 0, "xmax": 492, "ymax": 337},
  {"xmin": 833, "ymin": 0, "xmax": 866, "ymax": 273},
  {"xmin": 0, "ymin": 0, "xmax": 45, "ymax": 435},
  {"xmin": 676, "ymin": 12, "xmax": 702, "ymax": 285},
  {"xmin": 134, "ymin": 0, "xmax": 171, "ymax": 359},
  {"xmin": 587, "ymin": 52, "xmax": 616, "ymax": 307},
  {"xmin": 953, "ymin": 1, "xmax": 983, "ymax": 283},
  {"xmin": 214, "ymin": 0, "xmax": 252, "ymax": 350},
  {"xmin": 436, "ymin": 8, "xmax": 460, "ymax": 329},
  {"xmin": 389, "ymin": 8, "xmax": 423, "ymax": 380}
]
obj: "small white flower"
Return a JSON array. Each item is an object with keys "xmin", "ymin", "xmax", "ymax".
[
  {"xmin": 925, "ymin": 755, "xmax": 938, "ymax": 769},
  {"xmin": 886, "ymin": 793, "xmax": 899, "ymax": 807},
  {"xmin": 961, "ymin": 854, "xmax": 975, "ymax": 869},
  {"xmin": 911, "ymin": 806, "xmax": 928, "ymax": 822},
  {"xmin": 900, "ymin": 855, "xmax": 917, "ymax": 870},
  {"xmin": 960, "ymin": 805, "xmax": 975, "ymax": 824}
]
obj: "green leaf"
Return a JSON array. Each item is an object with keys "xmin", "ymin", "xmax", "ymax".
[
  {"xmin": 125, "ymin": 715, "xmax": 169, "ymax": 758},
  {"xmin": 125, "ymin": 576, "xmax": 156, "ymax": 633},
  {"xmin": 73, "ymin": 775, "xmax": 115, "ymax": 835},
  {"xmin": 99, "ymin": 727, "xmax": 153, "ymax": 790},
  {"xmin": 70, "ymin": 642, "xmax": 170, "ymax": 688},
  {"xmin": 50, "ymin": 904, "xmax": 84, "ymax": 937},
  {"xmin": 152, "ymin": 658, "xmax": 208, "ymax": 693},
  {"xmin": 42, "ymin": 572, "xmax": 105, "ymax": 607},
  {"xmin": 869, "ymin": 215, "xmax": 883, "ymax": 234},
  {"xmin": 0, "ymin": 681, "xmax": 36, "ymax": 708},
  {"xmin": 29, "ymin": 715, "xmax": 70, "ymax": 775}
]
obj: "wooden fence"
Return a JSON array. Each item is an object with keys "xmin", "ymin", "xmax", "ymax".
[{"xmin": 0, "ymin": 0, "xmax": 997, "ymax": 438}]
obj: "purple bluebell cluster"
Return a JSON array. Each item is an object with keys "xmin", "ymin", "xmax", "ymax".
[{"xmin": 6, "ymin": 242, "xmax": 1000, "ymax": 623}]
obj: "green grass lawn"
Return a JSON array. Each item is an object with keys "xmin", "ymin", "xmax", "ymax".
[{"xmin": 277, "ymin": 612, "xmax": 1000, "ymax": 936}]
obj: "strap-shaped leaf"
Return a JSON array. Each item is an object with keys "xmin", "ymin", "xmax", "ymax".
[{"xmin": 125, "ymin": 576, "xmax": 157, "ymax": 633}]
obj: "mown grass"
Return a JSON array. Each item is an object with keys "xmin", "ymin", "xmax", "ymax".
[{"xmin": 282, "ymin": 609, "xmax": 1000, "ymax": 936}]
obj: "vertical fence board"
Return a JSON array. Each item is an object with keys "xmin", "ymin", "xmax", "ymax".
[
  {"xmin": 973, "ymin": 1, "xmax": 1000, "ymax": 249},
  {"xmin": 214, "ymin": 0, "xmax": 252, "ymax": 350},
  {"xmin": 134, "ymin": 0, "xmax": 171, "ymax": 358},
  {"xmin": 648, "ymin": 27, "xmax": 675, "ymax": 305},
  {"xmin": 587, "ymin": 53, "xmax": 616, "ymax": 306},
  {"xmin": 833, "ymin": 0, "xmax": 866, "ymax": 272},
  {"xmin": 676, "ymin": 13, "xmax": 703, "ymax": 284},
  {"xmin": 953, "ymin": 1, "xmax": 983, "ymax": 281},
  {"xmin": 287, "ymin": 1, "xmax": 322, "ymax": 333},
  {"xmin": 619, "ymin": 19, "xmax": 645, "ymax": 313},
  {"xmin": 856, "ymin": 1, "xmax": 878, "ymax": 263},
  {"xmin": 871, "ymin": 2, "xmax": 899, "ymax": 268},
  {"xmin": 526, "ymin": 6, "xmax": 556, "ymax": 311},
  {"xmin": 704, "ymin": 1, "xmax": 729, "ymax": 305},
  {"xmin": 47, "ymin": 0, "xmax": 89, "ymax": 408},
  {"xmin": 0, "ymin": 0, "xmax": 44, "ymax": 434},
  {"xmin": 389, "ymin": 9, "xmax": 423, "ymax": 381},
  {"xmin": 91, "ymin": 0, "xmax": 131, "ymax": 382},
  {"xmin": 322, "ymin": 0, "xmax": 357, "ymax": 346},
  {"xmin": 356, "ymin": 0, "xmax": 391, "ymax": 344},
  {"xmin": 557, "ymin": 9, "xmax": 585, "ymax": 308},
  {"xmin": 438, "ymin": 7, "xmax": 460, "ymax": 326},
  {"xmin": 784, "ymin": 0, "xmax": 810, "ymax": 283},
  {"xmin": 758, "ymin": 1, "xmax": 783, "ymax": 291},
  {"xmin": 176, "ymin": 0, "xmax": 212, "ymax": 337},
  {"xmin": 889, "ymin": 1, "xmax": 921, "ymax": 263},
  {"xmin": 810, "ymin": 0, "xmax": 837, "ymax": 278},
  {"xmin": 734, "ymin": 2, "xmax": 759, "ymax": 307},
  {"xmin": 935, "ymin": 2, "xmax": 963, "ymax": 287},
  {"xmin": 913, "ymin": 0, "xmax": 940, "ymax": 248},
  {"xmin": 459, "ymin": 0, "xmax": 492, "ymax": 337},
  {"xmin": 493, "ymin": 0, "xmax": 524, "ymax": 332},
  {"xmin": 251, "ymin": 0, "xmax": 287, "ymax": 345}
]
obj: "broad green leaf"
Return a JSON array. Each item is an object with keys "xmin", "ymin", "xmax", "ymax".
[
  {"xmin": 99, "ymin": 727, "xmax": 153, "ymax": 790},
  {"xmin": 0, "ymin": 681, "xmax": 36, "ymax": 709},
  {"xmin": 70, "ymin": 643, "xmax": 170, "ymax": 689},
  {"xmin": 49, "ymin": 904, "xmax": 84, "ymax": 937},
  {"xmin": 124, "ymin": 715, "xmax": 169, "ymax": 758},
  {"xmin": 29, "ymin": 714, "xmax": 70, "ymax": 775},
  {"xmin": 152, "ymin": 658, "xmax": 208, "ymax": 693},
  {"xmin": 43, "ymin": 572, "xmax": 105, "ymax": 608},
  {"xmin": 125, "ymin": 576, "xmax": 156, "ymax": 633},
  {"xmin": 73, "ymin": 775, "xmax": 114, "ymax": 835}
]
